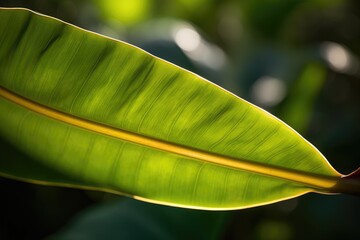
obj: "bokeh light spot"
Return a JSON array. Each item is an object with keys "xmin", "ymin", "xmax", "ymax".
[
  {"xmin": 174, "ymin": 27, "xmax": 201, "ymax": 52},
  {"xmin": 251, "ymin": 76, "xmax": 286, "ymax": 107},
  {"xmin": 321, "ymin": 42, "xmax": 352, "ymax": 72}
]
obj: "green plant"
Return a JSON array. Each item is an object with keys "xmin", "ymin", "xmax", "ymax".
[{"xmin": 0, "ymin": 8, "xmax": 359, "ymax": 213}]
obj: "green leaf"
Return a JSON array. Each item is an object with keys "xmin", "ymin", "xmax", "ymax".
[{"xmin": 0, "ymin": 8, "xmax": 358, "ymax": 210}]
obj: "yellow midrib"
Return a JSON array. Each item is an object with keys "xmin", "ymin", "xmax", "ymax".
[{"xmin": 0, "ymin": 87, "xmax": 340, "ymax": 191}]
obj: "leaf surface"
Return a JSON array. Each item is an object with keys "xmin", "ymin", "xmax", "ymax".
[{"xmin": 0, "ymin": 8, "xmax": 357, "ymax": 210}]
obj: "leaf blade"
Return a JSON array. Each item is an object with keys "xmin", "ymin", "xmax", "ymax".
[{"xmin": 0, "ymin": 8, "xmax": 352, "ymax": 210}]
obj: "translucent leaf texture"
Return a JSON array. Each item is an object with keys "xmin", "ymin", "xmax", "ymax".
[{"xmin": 0, "ymin": 8, "xmax": 358, "ymax": 210}]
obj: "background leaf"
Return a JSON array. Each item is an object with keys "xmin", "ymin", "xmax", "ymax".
[{"xmin": 50, "ymin": 198, "xmax": 228, "ymax": 240}]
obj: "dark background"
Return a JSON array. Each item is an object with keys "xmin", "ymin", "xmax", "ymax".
[{"xmin": 0, "ymin": 0, "xmax": 359, "ymax": 239}]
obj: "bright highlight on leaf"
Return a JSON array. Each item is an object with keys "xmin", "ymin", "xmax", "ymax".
[{"xmin": 0, "ymin": 8, "xmax": 359, "ymax": 210}]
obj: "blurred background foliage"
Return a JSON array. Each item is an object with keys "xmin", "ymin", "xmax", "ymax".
[{"xmin": 0, "ymin": 0, "xmax": 359, "ymax": 239}]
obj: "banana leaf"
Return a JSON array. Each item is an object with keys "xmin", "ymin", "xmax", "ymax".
[{"xmin": 0, "ymin": 8, "xmax": 358, "ymax": 210}]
